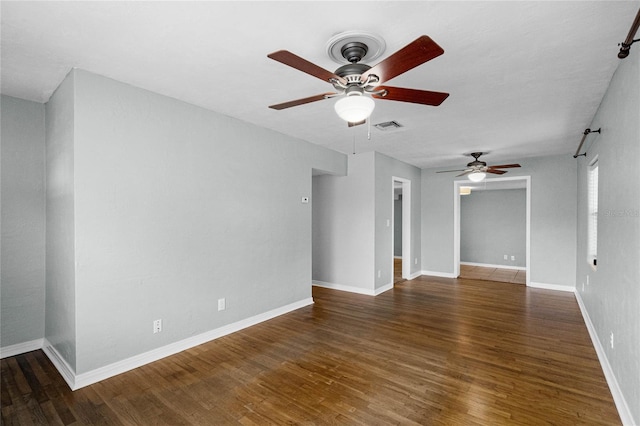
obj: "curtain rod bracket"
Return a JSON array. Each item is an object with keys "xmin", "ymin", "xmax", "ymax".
[
  {"xmin": 573, "ymin": 128, "xmax": 601, "ymax": 158},
  {"xmin": 618, "ymin": 7, "xmax": 640, "ymax": 59},
  {"xmin": 618, "ymin": 39, "xmax": 640, "ymax": 59}
]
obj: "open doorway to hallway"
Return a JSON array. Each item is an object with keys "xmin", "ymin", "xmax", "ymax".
[{"xmin": 392, "ymin": 177, "xmax": 411, "ymax": 284}]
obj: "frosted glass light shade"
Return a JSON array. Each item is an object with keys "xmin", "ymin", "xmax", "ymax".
[
  {"xmin": 334, "ymin": 95, "xmax": 375, "ymax": 122},
  {"xmin": 468, "ymin": 171, "xmax": 486, "ymax": 182}
]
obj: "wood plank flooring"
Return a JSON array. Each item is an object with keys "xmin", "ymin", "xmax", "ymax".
[
  {"xmin": 1, "ymin": 276, "xmax": 619, "ymax": 425},
  {"xmin": 394, "ymin": 258, "xmax": 404, "ymax": 283},
  {"xmin": 460, "ymin": 264, "xmax": 526, "ymax": 284}
]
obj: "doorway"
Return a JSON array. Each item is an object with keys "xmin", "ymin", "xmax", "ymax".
[
  {"xmin": 453, "ymin": 176, "xmax": 531, "ymax": 285},
  {"xmin": 392, "ymin": 177, "xmax": 411, "ymax": 282}
]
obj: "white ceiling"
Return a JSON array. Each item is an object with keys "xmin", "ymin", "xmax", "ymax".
[{"xmin": 2, "ymin": 1, "xmax": 638, "ymax": 169}]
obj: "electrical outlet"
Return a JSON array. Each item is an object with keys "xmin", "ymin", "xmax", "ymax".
[
  {"xmin": 415, "ymin": 258, "xmax": 418, "ymax": 265},
  {"xmin": 587, "ymin": 275, "xmax": 590, "ymax": 286},
  {"xmin": 582, "ymin": 282, "xmax": 585, "ymax": 292},
  {"xmin": 511, "ymin": 255, "xmax": 515, "ymax": 261},
  {"xmin": 504, "ymin": 254, "xmax": 508, "ymax": 260},
  {"xmin": 153, "ymin": 319, "xmax": 162, "ymax": 334},
  {"xmin": 610, "ymin": 332, "xmax": 614, "ymax": 349},
  {"xmin": 377, "ymin": 270, "xmax": 381, "ymax": 278},
  {"xmin": 218, "ymin": 298, "xmax": 226, "ymax": 311}
]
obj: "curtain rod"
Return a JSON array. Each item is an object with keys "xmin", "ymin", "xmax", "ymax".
[
  {"xmin": 618, "ymin": 7, "xmax": 640, "ymax": 59},
  {"xmin": 573, "ymin": 128, "xmax": 601, "ymax": 158}
]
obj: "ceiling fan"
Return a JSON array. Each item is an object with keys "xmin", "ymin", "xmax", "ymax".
[
  {"xmin": 437, "ymin": 152, "xmax": 521, "ymax": 182},
  {"xmin": 267, "ymin": 34, "xmax": 449, "ymax": 125}
]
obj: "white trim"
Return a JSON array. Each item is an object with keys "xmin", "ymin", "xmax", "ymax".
[
  {"xmin": 420, "ymin": 270, "xmax": 457, "ymax": 279},
  {"xmin": 45, "ymin": 298, "xmax": 314, "ymax": 390},
  {"xmin": 574, "ymin": 291, "xmax": 635, "ymax": 426},
  {"xmin": 0, "ymin": 338, "xmax": 44, "ymax": 359},
  {"xmin": 528, "ymin": 281, "xmax": 574, "ymax": 292},
  {"xmin": 392, "ymin": 177, "xmax": 411, "ymax": 281},
  {"xmin": 460, "ymin": 261, "xmax": 526, "ymax": 271},
  {"xmin": 313, "ymin": 280, "xmax": 377, "ymax": 296},
  {"xmin": 42, "ymin": 341, "xmax": 76, "ymax": 389},
  {"xmin": 313, "ymin": 281, "xmax": 394, "ymax": 296},
  {"xmin": 408, "ymin": 271, "xmax": 422, "ymax": 280},
  {"xmin": 374, "ymin": 283, "xmax": 394, "ymax": 295}
]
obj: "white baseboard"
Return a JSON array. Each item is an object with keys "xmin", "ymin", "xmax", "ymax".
[
  {"xmin": 408, "ymin": 271, "xmax": 422, "ymax": 280},
  {"xmin": 528, "ymin": 281, "xmax": 574, "ymax": 292},
  {"xmin": 44, "ymin": 298, "xmax": 314, "ymax": 391},
  {"xmin": 420, "ymin": 270, "xmax": 457, "ymax": 279},
  {"xmin": 574, "ymin": 291, "xmax": 635, "ymax": 426},
  {"xmin": 0, "ymin": 338, "xmax": 44, "ymax": 359},
  {"xmin": 42, "ymin": 340, "xmax": 76, "ymax": 389},
  {"xmin": 460, "ymin": 261, "xmax": 526, "ymax": 271},
  {"xmin": 374, "ymin": 283, "xmax": 394, "ymax": 295},
  {"xmin": 313, "ymin": 280, "xmax": 377, "ymax": 296}
]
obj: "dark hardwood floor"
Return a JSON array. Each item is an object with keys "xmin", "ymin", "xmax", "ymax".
[
  {"xmin": 394, "ymin": 257, "xmax": 404, "ymax": 283},
  {"xmin": 1, "ymin": 276, "xmax": 619, "ymax": 425}
]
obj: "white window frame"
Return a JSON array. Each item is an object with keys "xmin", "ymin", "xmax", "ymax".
[{"xmin": 587, "ymin": 157, "xmax": 598, "ymax": 270}]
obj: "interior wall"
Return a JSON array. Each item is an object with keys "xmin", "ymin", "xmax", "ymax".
[
  {"xmin": 575, "ymin": 49, "xmax": 639, "ymax": 424},
  {"xmin": 312, "ymin": 152, "xmax": 376, "ymax": 292},
  {"xmin": 44, "ymin": 73, "xmax": 78, "ymax": 371},
  {"xmin": 51, "ymin": 69, "xmax": 346, "ymax": 375},
  {"xmin": 460, "ymin": 189, "xmax": 526, "ymax": 267},
  {"xmin": 312, "ymin": 151, "xmax": 421, "ymax": 293},
  {"xmin": 394, "ymin": 198, "xmax": 402, "ymax": 257},
  {"xmin": 422, "ymin": 154, "xmax": 576, "ymax": 287},
  {"xmin": 374, "ymin": 152, "xmax": 422, "ymax": 286},
  {"xmin": 0, "ymin": 95, "xmax": 46, "ymax": 350}
]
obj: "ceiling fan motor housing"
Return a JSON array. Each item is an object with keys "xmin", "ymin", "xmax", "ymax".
[
  {"xmin": 332, "ymin": 63, "xmax": 373, "ymax": 91},
  {"xmin": 467, "ymin": 160, "xmax": 487, "ymax": 168},
  {"xmin": 334, "ymin": 63, "xmax": 371, "ymax": 78}
]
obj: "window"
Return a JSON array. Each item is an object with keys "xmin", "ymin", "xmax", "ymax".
[{"xmin": 587, "ymin": 158, "xmax": 598, "ymax": 269}]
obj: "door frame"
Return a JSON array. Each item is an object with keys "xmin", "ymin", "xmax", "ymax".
[
  {"xmin": 392, "ymin": 177, "xmax": 411, "ymax": 280},
  {"xmin": 453, "ymin": 176, "xmax": 531, "ymax": 285}
]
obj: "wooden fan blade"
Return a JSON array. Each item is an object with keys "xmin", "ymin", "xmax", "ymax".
[
  {"xmin": 269, "ymin": 93, "xmax": 336, "ymax": 110},
  {"xmin": 361, "ymin": 35, "xmax": 444, "ymax": 84},
  {"xmin": 268, "ymin": 50, "xmax": 347, "ymax": 85},
  {"xmin": 348, "ymin": 120, "xmax": 366, "ymax": 127},
  {"xmin": 487, "ymin": 169, "xmax": 507, "ymax": 175},
  {"xmin": 372, "ymin": 86, "xmax": 449, "ymax": 106},
  {"xmin": 489, "ymin": 164, "xmax": 521, "ymax": 169},
  {"xmin": 436, "ymin": 169, "xmax": 467, "ymax": 174}
]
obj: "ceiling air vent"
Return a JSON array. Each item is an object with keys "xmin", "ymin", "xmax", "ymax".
[{"xmin": 374, "ymin": 120, "xmax": 403, "ymax": 131}]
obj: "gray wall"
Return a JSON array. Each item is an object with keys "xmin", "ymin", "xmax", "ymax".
[
  {"xmin": 460, "ymin": 189, "xmax": 526, "ymax": 267},
  {"xmin": 43, "ymin": 69, "xmax": 346, "ymax": 374},
  {"xmin": 576, "ymin": 50, "xmax": 639, "ymax": 423},
  {"xmin": 394, "ymin": 198, "xmax": 402, "ymax": 257},
  {"xmin": 312, "ymin": 151, "xmax": 421, "ymax": 292},
  {"xmin": 422, "ymin": 155, "xmax": 576, "ymax": 287},
  {"xmin": 45, "ymin": 72, "xmax": 78, "ymax": 370},
  {"xmin": 312, "ymin": 153, "xmax": 375, "ymax": 291},
  {"xmin": 1, "ymin": 95, "xmax": 46, "ymax": 349},
  {"xmin": 374, "ymin": 152, "xmax": 422, "ymax": 287}
]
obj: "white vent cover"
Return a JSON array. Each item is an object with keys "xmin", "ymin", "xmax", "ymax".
[{"xmin": 374, "ymin": 120, "xmax": 403, "ymax": 131}]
